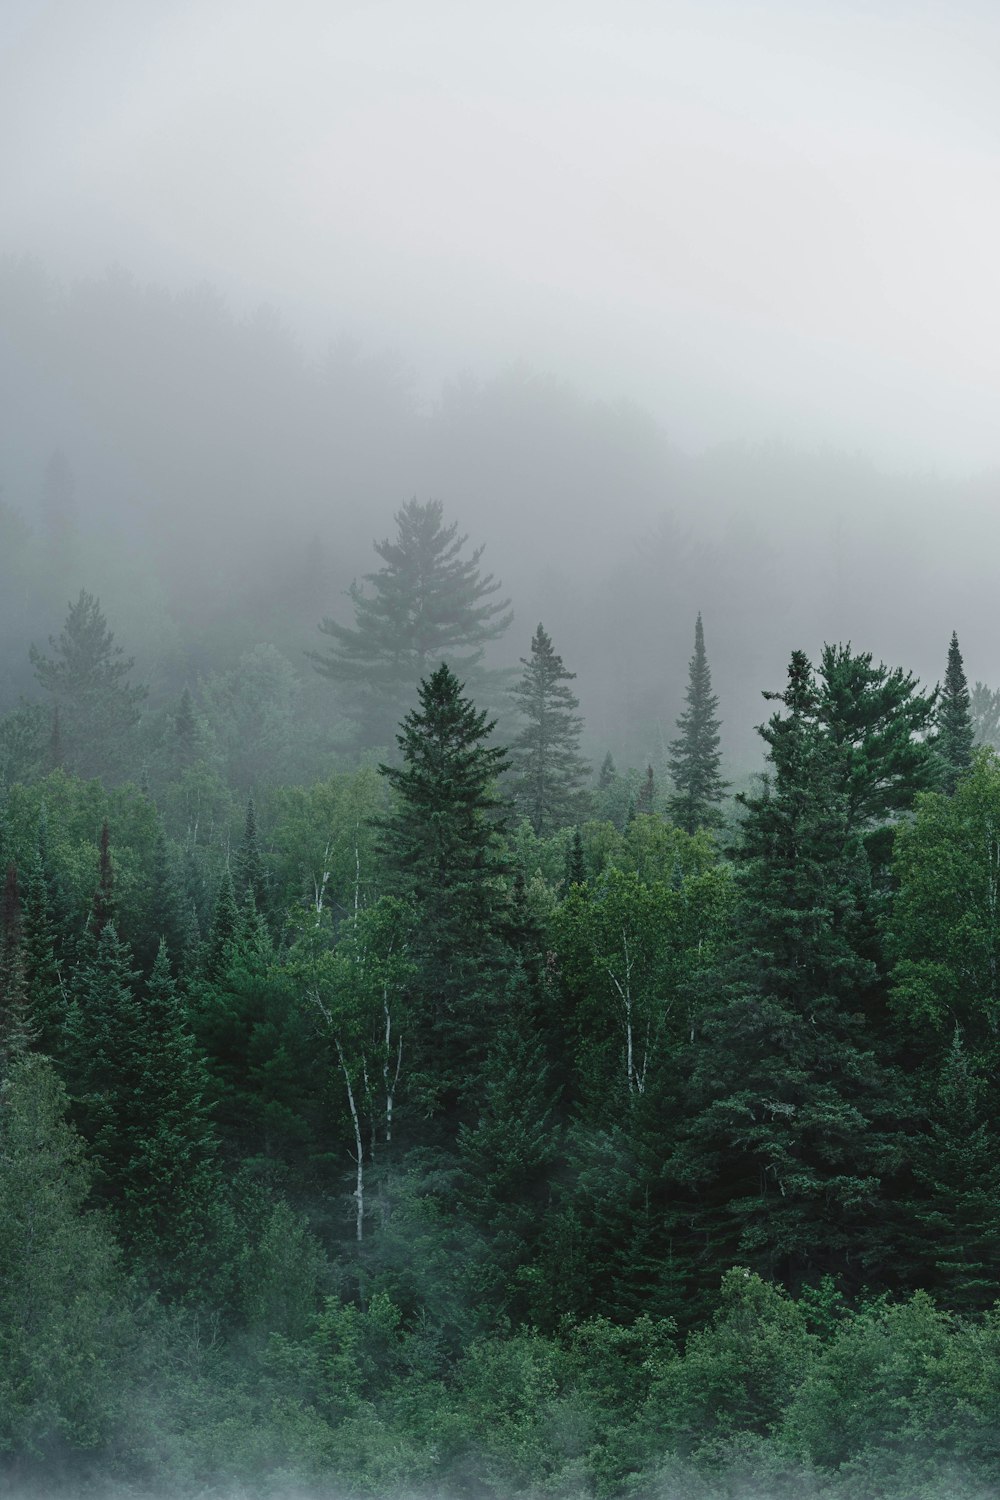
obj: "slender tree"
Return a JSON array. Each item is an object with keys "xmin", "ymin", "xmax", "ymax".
[
  {"xmin": 667, "ymin": 614, "xmax": 728, "ymax": 833},
  {"xmin": 378, "ymin": 663, "xmax": 511, "ymax": 1120},
  {"xmin": 311, "ymin": 499, "xmax": 513, "ymax": 744},
  {"xmin": 510, "ymin": 623, "xmax": 590, "ymax": 835},
  {"xmin": 936, "ymin": 631, "xmax": 975, "ymax": 793}
]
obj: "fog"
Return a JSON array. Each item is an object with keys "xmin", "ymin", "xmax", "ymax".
[{"xmin": 2, "ymin": 0, "xmax": 999, "ymax": 768}]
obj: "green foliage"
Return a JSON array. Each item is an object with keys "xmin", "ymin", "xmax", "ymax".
[
  {"xmin": 510, "ymin": 621, "xmax": 590, "ymax": 834},
  {"xmin": 936, "ymin": 632, "xmax": 975, "ymax": 793},
  {"xmin": 668, "ymin": 612, "xmax": 729, "ymax": 833},
  {"xmin": 0, "ymin": 1054, "xmax": 128, "ymax": 1458},
  {"xmin": 890, "ymin": 750, "xmax": 1000, "ymax": 1057}
]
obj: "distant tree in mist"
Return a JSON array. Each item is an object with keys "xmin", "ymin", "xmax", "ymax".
[
  {"xmin": 29, "ymin": 590, "xmax": 145, "ymax": 783},
  {"xmin": 510, "ymin": 623, "xmax": 589, "ymax": 835},
  {"xmin": 667, "ymin": 614, "xmax": 728, "ymax": 833},
  {"xmin": 311, "ymin": 499, "xmax": 512, "ymax": 745}
]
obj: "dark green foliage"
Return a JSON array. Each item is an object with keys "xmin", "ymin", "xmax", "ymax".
[
  {"xmin": 677, "ymin": 652, "xmax": 899, "ymax": 1288},
  {"xmin": 235, "ymin": 792, "xmax": 267, "ymax": 914},
  {"xmin": 636, "ymin": 763, "xmax": 655, "ymax": 816},
  {"xmin": 378, "ymin": 663, "xmax": 511, "ymax": 1120},
  {"xmin": 668, "ymin": 613, "xmax": 728, "ymax": 833},
  {"xmin": 565, "ymin": 826, "xmax": 587, "ymax": 889},
  {"xmin": 87, "ymin": 818, "xmax": 115, "ymax": 940},
  {"xmin": 816, "ymin": 641, "xmax": 939, "ymax": 831},
  {"xmin": 29, "ymin": 590, "xmax": 146, "ymax": 782},
  {"xmin": 936, "ymin": 630, "xmax": 975, "ymax": 792},
  {"xmin": 203, "ymin": 864, "xmax": 240, "ymax": 982},
  {"xmin": 0, "ymin": 863, "xmax": 34, "ymax": 1072},
  {"xmin": 312, "ymin": 499, "xmax": 513, "ymax": 744},
  {"xmin": 510, "ymin": 622, "xmax": 590, "ymax": 834}
]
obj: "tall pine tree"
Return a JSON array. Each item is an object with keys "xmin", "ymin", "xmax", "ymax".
[
  {"xmin": 667, "ymin": 614, "xmax": 728, "ymax": 834},
  {"xmin": 378, "ymin": 663, "xmax": 511, "ymax": 1123},
  {"xmin": 936, "ymin": 631, "xmax": 975, "ymax": 793},
  {"xmin": 510, "ymin": 623, "xmax": 590, "ymax": 835}
]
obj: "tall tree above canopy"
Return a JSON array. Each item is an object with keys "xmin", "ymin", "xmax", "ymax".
[
  {"xmin": 510, "ymin": 623, "xmax": 590, "ymax": 835},
  {"xmin": 936, "ymin": 632, "xmax": 975, "ymax": 793},
  {"xmin": 29, "ymin": 591, "xmax": 145, "ymax": 783},
  {"xmin": 311, "ymin": 500, "xmax": 513, "ymax": 745},
  {"xmin": 667, "ymin": 613, "xmax": 728, "ymax": 834}
]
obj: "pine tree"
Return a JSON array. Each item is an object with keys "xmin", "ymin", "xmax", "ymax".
[
  {"xmin": 378, "ymin": 663, "xmax": 511, "ymax": 1119},
  {"xmin": 311, "ymin": 499, "xmax": 513, "ymax": 744},
  {"xmin": 667, "ymin": 614, "xmax": 728, "ymax": 833},
  {"xmin": 937, "ymin": 631, "xmax": 975, "ymax": 793},
  {"xmin": 30, "ymin": 590, "xmax": 146, "ymax": 782},
  {"xmin": 598, "ymin": 752, "xmax": 616, "ymax": 790},
  {"xmin": 565, "ymin": 828, "xmax": 587, "ymax": 890},
  {"xmin": 510, "ymin": 623, "xmax": 590, "ymax": 835},
  {"xmin": 636, "ymin": 765, "xmax": 655, "ymax": 817},
  {"xmin": 677, "ymin": 652, "xmax": 898, "ymax": 1289},
  {"xmin": 20, "ymin": 849, "xmax": 64, "ymax": 1058}
]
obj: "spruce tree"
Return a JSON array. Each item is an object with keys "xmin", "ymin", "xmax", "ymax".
[
  {"xmin": 937, "ymin": 631, "xmax": 975, "ymax": 793},
  {"xmin": 236, "ymin": 793, "xmax": 267, "ymax": 914},
  {"xmin": 510, "ymin": 623, "xmax": 590, "ymax": 835},
  {"xmin": 636, "ymin": 765, "xmax": 655, "ymax": 817},
  {"xmin": 378, "ymin": 663, "xmax": 511, "ymax": 1120},
  {"xmin": 312, "ymin": 499, "xmax": 513, "ymax": 744},
  {"xmin": 677, "ymin": 652, "xmax": 898, "ymax": 1289},
  {"xmin": 204, "ymin": 866, "xmax": 240, "ymax": 982},
  {"xmin": 667, "ymin": 614, "xmax": 728, "ymax": 833}
]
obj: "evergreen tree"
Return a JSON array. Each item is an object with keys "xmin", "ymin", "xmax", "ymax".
[
  {"xmin": 120, "ymin": 942, "xmax": 224, "ymax": 1296},
  {"xmin": 936, "ymin": 631, "xmax": 975, "ymax": 793},
  {"xmin": 598, "ymin": 752, "xmax": 616, "ymax": 790},
  {"xmin": 667, "ymin": 614, "xmax": 728, "ymax": 833},
  {"xmin": 311, "ymin": 499, "xmax": 512, "ymax": 744},
  {"xmin": 20, "ymin": 849, "xmax": 64, "ymax": 1058},
  {"xmin": 236, "ymin": 793, "xmax": 267, "ymax": 914},
  {"xmin": 378, "ymin": 663, "xmax": 511, "ymax": 1120},
  {"xmin": 30, "ymin": 590, "xmax": 146, "ymax": 782},
  {"xmin": 636, "ymin": 765, "xmax": 655, "ymax": 817},
  {"xmin": 816, "ymin": 643, "xmax": 939, "ymax": 832},
  {"xmin": 677, "ymin": 652, "xmax": 899, "ymax": 1289},
  {"xmin": 565, "ymin": 828, "xmax": 587, "ymax": 890},
  {"xmin": 204, "ymin": 865, "xmax": 240, "ymax": 982},
  {"xmin": 173, "ymin": 686, "xmax": 199, "ymax": 772},
  {"xmin": 510, "ymin": 623, "xmax": 590, "ymax": 835}
]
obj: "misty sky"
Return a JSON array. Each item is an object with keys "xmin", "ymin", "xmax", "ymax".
[{"xmin": 2, "ymin": 0, "xmax": 999, "ymax": 471}]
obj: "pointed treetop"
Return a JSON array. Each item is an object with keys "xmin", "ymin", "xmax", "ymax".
[
  {"xmin": 937, "ymin": 630, "xmax": 975, "ymax": 793},
  {"xmin": 667, "ymin": 613, "xmax": 728, "ymax": 834}
]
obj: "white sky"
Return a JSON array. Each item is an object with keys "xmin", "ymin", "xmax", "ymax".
[{"xmin": 2, "ymin": 0, "xmax": 1000, "ymax": 469}]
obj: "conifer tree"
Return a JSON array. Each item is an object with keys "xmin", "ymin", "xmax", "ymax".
[
  {"xmin": 598, "ymin": 752, "xmax": 616, "ymax": 790},
  {"xmin": 378, "ymin": 663, "xmax": 511, "ymax": 1119},
  {"xmin": 667, "ymin": 614, "xmax": 728, "ymax": 833},
  {"xmin": 236, "ymin": 793, "xmax": 267, "ymax": 914},
  {"xmin": 565, "ymin": 828, "xmax": 587, "ymax": 890},
  {"xmin": 204, "ymin": 866, "xmax": 240, "ymax": 982},
  {"xmin": 636, "ymin": 765, "xmax": 655, "ymax": 817},
  {"xmin": 120, "ymin": 941, "xmax": 223, "ymax": 1295},
  {"xmin": 936, "ymin": 631, "xmax": 975, "ymax": 793},
  {"xmin": 30, "ymin": 590, "xmax": 146, "ymax": 782},
  {"xmin": 677, "ymin": 651, "xmax": 898, "ymax": 1288},
  {"xmin": 510, "ymin": 623, "xmax": 590, "ymax": 835},
  {"xmin": 312, "ymin": 499, "xmax": 512, "ymax": 744}
]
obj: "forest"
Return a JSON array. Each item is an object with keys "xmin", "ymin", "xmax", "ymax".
[{"xmin": 3, "ymin": 488, "xmax": 1000, "ymax": 1500}]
